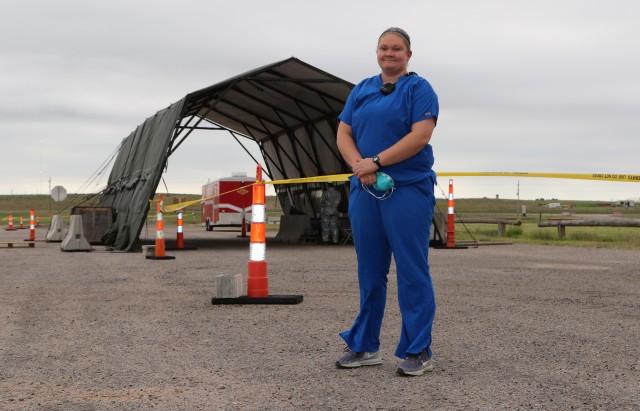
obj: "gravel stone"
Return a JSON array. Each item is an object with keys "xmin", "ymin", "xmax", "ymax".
[{"xmin": 1, "ymin": 226, "xmax": 638, "ymax": 410}]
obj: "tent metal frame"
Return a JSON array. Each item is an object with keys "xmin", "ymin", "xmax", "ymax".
[{"xmin": 169, "ymin": 57, "xmax": 353, "ymax": 218}]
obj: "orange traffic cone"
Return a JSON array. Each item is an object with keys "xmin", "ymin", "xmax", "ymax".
[
  {"xmin": 446, "ymin": 179, "xmax": 456, "ymax": 248},
  {"xmin": 5, "ymin": 214, "xmax": 16, "ymax": 231},
  {"xmin": 146, "ymin": 194, "xmax": 175, "ymax": 260},
  {"xmin": 18, "ymin": 215, "xmax": 25, "ymax": 229},
  {"xmin": 176, "ymin": 211, "xmax": 185, "ymax": 249},
  {"xmin": 28, "ymin": 208, "xmax": 35, "ymax": 241},
  {"xmin": 167, "ymin": 211, "xmax": 197, "ymax": 251},
  {"xmin": 212, "ymin": 165, "xmax": 302, "ymax": 305},
  {"xmin": 238, "ymin": 211, "xmax": 248, "ymax": 238},
  {"xmin": 247, "ymin": 174, "xmax": 268, "ymax": 298}
]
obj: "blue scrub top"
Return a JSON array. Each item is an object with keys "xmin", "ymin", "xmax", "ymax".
[{"xmin": 339, "ymin": 73, "xmax": 439, "ymax": 186}]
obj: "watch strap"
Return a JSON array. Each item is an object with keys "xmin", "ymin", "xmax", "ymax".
[{"xmin": 372, "ymin": 155, "xmax": 382, "ymax": 169}]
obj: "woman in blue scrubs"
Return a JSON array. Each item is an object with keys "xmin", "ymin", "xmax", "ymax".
[{"xmin": 335, "ymin": 27, "xmax": 439, "ymax": 376}]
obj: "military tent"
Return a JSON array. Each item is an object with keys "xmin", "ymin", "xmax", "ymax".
[{"xmin": 99, "ymin": 57, "xmax": 354, "ymax": 251}]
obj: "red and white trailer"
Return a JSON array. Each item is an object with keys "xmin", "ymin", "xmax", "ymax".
[{"xmin": 202, "ymin": 172, "xmax": 253, "ymax": 231}]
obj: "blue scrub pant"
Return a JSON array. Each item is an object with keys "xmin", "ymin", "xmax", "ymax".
[{"xmin": 339, "ymin": 179, "xmax": 436, "ymax": 359}]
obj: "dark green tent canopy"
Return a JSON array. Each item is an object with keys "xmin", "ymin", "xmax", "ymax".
[{"xmin": 99, "ymin": 57, "xmax": 354, "ymax": 251}]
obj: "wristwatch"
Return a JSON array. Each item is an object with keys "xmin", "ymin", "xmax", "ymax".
[{"xmin": 372, "ymin": 155, "xmax": 383, "ymax": 169}]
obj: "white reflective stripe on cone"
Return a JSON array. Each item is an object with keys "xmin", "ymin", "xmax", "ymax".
[
  {"xmin": 252, "ymin": 204, "xmax": 265, "ymax": 223},
  {"xmin": 249, "ymin": 243, "xmax": 266, "ymax": 261}
]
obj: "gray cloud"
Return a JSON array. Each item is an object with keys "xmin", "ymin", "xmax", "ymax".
[{"xmin": 1, "ymin": 0, "xmax": 638, "ymax": 200}]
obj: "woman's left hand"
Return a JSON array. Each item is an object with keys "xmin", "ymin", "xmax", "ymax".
[{"xmin": 358, "ymin": 172, "xmax": 377, "ymax": 186}]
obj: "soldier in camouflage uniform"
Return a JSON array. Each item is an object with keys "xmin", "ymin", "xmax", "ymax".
[{"xmin": 320, "ymin": 185, "xmax": 341, "ymax": 244}]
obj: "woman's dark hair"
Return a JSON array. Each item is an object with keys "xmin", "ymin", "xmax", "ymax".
[{"xmin": 379, "ymin": 27, "xmax": 411, "ymax": 50}]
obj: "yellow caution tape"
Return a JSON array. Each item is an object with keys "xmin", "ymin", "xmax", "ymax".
[
  {"xmin": 163, "ymin": 174, "xmax": 352, "ymax": 212},
  {"xmin": 163, "ymin": 184, "xmax": 253, "ymax": 213},
  {"xmin": 161, "ymin": 171, "xmax": 639, "ymax": 212},
  {"xmin": 163, "ymin": 197, "xmax": 211, "ymax": 213},
  {"xmin": 266, "ymin": 173, "xmax": 351, "ymax": 185},
  {"xmin": 268, "ymin": 171, "xmax": 640, "ymax": 184},
  {"xmin": 438, "ymin": 172, "xmax": 640, "ymax": 182}
]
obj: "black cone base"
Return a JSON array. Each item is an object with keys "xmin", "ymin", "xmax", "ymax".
[{"xmin": 211, "ymin": 295, "xmax": 303, "ymax": 305}]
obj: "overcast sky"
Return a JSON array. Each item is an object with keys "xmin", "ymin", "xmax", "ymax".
[{"xmin": 2, "ymin": 0, "xmax": 638, "ymax": 201}]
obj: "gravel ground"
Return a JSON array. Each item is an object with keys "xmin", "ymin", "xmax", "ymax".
[{"xmin": 1, "ymin": 225, "xmax": 638, "ymax": 410}]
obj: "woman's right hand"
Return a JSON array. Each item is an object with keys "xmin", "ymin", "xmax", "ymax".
[{"xmin": 352, "ymin": 157, "xmax": 379, "ymax": 179}]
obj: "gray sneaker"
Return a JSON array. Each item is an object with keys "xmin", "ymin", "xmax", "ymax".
[
  {"xmin": 396, "ymin": 350, "xmax": 433, "ymax": 376},
  {"xmin": 335, "ymin": 348, "xmax": 382, "ymax": 368}
]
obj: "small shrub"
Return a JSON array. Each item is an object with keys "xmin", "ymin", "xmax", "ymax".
[
  {"xmin": 506, "ymin": 227, "xmax": 523, "ymax": 237},
  {"xmin": 568, "ymin": 231, "xmax": 602, "ymax": 242}
]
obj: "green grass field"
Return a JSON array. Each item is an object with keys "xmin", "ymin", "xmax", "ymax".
[
  {"xmin": 434, "ymin": 198, "xmax": 640, "ymax": 249},
  {"xmin": 455, "ymin": 222, "xmax": 640, "ymax": 249},
  {"xmin": 0, "ymin": 193, "xmax": 282, "ymax": 228},
  {"xmin": 2, "ymin": 194, "xmax": 638, "ymax": 249}
]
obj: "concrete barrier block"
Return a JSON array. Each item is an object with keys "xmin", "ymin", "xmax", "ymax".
[
  {"xmin": 215, "ymin": 274, "xmax": 243, "ymax": 298},
  {"xmin": 142, "ymin": 245, "xmax": 155, "ymax": 258}
]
